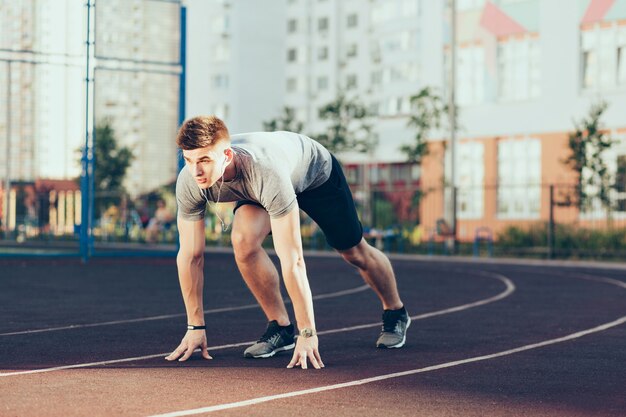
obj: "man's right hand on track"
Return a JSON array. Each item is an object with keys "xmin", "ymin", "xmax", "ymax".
[{"xmin": 165, "ymin": 330, "xmax": 213, "ymax": 362}]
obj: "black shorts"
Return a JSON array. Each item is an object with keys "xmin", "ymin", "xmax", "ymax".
[{"xmin": 233, "ymin": 155, "xmax": 363, "ymax": 250}]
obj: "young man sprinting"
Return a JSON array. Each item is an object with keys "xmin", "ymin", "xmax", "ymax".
[{"xmin": 165, "ymin": 115, "xmax": 410, "ymax": 369}]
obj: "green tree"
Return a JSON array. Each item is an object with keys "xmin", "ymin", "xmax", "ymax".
[
  {"xmin": 564, "ymin": 100, "xmax": 616, "ymax": 213},
  {"xmin": 314, "ymin": 93, "xmax": 377, "ymax": 154},
  {"xmin": 77, "ymin": 121, "xmax": 135, "ymax": 217},
  {"xmin": 400, "ymin": 87, "xmax": 449, "ymax": 164},
  {"xmin": 263, "ymin": 107, "xmax": 304, "ymax": 132}
]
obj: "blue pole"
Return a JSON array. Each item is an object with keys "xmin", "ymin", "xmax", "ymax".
[
  {"xmin": 178, "ymin": 5, "xmax": 186, "ymax": 173},
  {"xmin": 80, "ymin": 0, "xmax": 93, "ymax": 262}
]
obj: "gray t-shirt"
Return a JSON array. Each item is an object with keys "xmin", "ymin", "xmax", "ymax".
[{"xmin": 176, "ymin": 131, "xmax": 332, "ymax": 220}]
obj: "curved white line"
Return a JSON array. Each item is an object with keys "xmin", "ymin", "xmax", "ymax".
[
  {"xmin": 147, "ymin": 315, "xmax": 626, "ymax": 417},
  {"xmin": 0, "ymin": 284, "xmax": 371, "ymax": 337},
  {"xmin": 148, "ymin": 271, "xmax": 626, "ymax": 417},
  {"xmin": 0, "ymin": 272, "xmax": 514, "ymax": 377}
]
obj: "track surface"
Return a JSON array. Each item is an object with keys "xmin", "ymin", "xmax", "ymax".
[{"xmin": 0, "ymin": 252, "xmax": 625, "ymax": 417}]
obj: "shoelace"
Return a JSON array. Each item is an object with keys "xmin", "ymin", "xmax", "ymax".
[
  {"xmin": 259, "ymin": 325, "xmax": 282, "ymax": 343},
  {"xmin": 382, "ymin": 314, "xmax": 406, "ymax": 333}
]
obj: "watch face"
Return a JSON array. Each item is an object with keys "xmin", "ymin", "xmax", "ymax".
[{"xmin": 301, "ymin": 328, "xmax": 314, "ymax": 338}]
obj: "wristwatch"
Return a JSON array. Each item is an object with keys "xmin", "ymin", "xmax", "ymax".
[{"xmin": 299, "ymin": 328, "xmax": 316, "ymax": 338}]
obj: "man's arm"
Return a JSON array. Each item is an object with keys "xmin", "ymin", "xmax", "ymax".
[
  {"xmin": 165, "ymin": 216, "xmax": 212, "ymax": 361},
  {"xmin": 270, "ymin": 203, "xmax": 324, "ymax": 370}
]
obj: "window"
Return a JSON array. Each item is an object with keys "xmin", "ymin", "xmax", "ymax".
[
  {"xmin": 318, "ymin": 17, "xmax": 329, "ymax": 32},
  {"xmin": 497, "ymin": 36, "xmax": 541, "ymax": 101},
  {"xmin": 379, "ymin": 31, "xmax": 414, "ymax": 54},
  {"xmin": 287, "ymin": 19, "xmax": 297, "ymax": 33},
  {"xmin": 318, "ymin": 46, "xmax": 328, "ymax": 60},
  {"xmin": 212, "ymin": 103, "xmax": 230, "ymax": 120},
  {"xmin": 583, "ymin": 134, "xmax": 626, "ymax": 216},
  {"xmin": 457, "ymin": 142, "xmax": 484, "ymax": 219},
  {"xmin": 346, "ymin": 74, "xmax": 357, "ymax": 90},
  {"xmin": 317, "ymin": 76, "xmax": 328, "ymax": 91},
  {"xmin": 287, "ymin": 48, "xmax": 297, "ymax": 62},
  {"xmin": 457, "ymin": 0, "xmax": 485, "ymax": 11},
  {"xmin": 371, "ymin": 70, "xmax": 382, "ymax": 86},
  {"xmin": 213, "ymin": 74, "xmax": 229, "ymax": 88},
  {"xmin": 286, "ymin": 77, "xmax": 298, "ymax": 92},
  {"xmin": 618, "ymin": 46, "xmax": 626, "ymax": 85},
  {"xmin": 347, "ymin": 13, "xmax": 358, "ymax": 28},
  {"xmin": 457, "ymin": 46, "xmax": 485, "ymax": 105},
  {"xmin": 347, "ymin": 43, "xmax": 358, "ymax": 58},
  {"xmin": 497, "ymin": 138, "xmax": 541, "ymax": 219},
  {"xmin": 581, "ymin": 24, "xmax": 626, "ymax": 90},
  {"xmin": 215, "ymin": 44, "xmax": 230, "ymax": 62}
]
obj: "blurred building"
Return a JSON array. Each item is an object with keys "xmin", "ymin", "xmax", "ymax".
[
  {"xmin": 420, "ymin": 0, "xmax": 626, "ymax": 238},
  {"xmin": 185, "ymin": 0, "xmax": 286, "ymax": 133},
  {"xmin": 216, "ymin": 0, "xmax": 626, "ymax": 236},
  {"xmin": 0, "ymin": 0, "xmax": 182, "ymax": 198},
  {"xmin": 94, "ymin": 0, "xmax": 182, "ymax": 196}
]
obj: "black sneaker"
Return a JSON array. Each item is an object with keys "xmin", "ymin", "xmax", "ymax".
[
  {"xmin": 243, "ymin": 320, "xmax": 296, "ymax": 358},
  {"xmin": 376, "ymin": 308, "xmax": 411, "ymax": 348}
]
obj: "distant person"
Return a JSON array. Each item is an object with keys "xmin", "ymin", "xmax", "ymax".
[
  {"xmin": 166, "ymin": 116, "xmax": 410, "ymax": 369},
  {"xmin": 146, "ymin": 199, "xmax": 173, "ymax": 243}
]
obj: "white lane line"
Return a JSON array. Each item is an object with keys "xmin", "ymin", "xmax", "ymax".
[
  {"xmin": 147, "ymin": 315, "xmax": 626, "ymax": 417},
  {"xmin": 0, "ymin": 285, "xmax": 370, "ymax": 337},
  {"xmin": 0, "ymin": 273, "xmax": 513, "ymax": 377}
]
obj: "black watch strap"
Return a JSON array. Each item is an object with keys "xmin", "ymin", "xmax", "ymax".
[{"xmin": 187, "ymin": 324, "xmax": 206, "ymax": 330}]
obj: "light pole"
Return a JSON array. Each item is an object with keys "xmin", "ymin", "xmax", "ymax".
[
  {"xmin": 3, "ymin": 61, "xmax": 11, "ymax": 239},
  {"xmin": 448, "ymin": 0, "xmax": 458, "ymax": 253}
]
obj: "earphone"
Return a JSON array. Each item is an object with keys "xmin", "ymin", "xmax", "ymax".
[{"xmin": 199, "ymin": 152, "xmax": 230, "ymax": 232}]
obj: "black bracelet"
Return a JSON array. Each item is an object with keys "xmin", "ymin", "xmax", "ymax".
[{"xmin": 187, "ymin": 324, "xmax": 206, "ymax": 330}]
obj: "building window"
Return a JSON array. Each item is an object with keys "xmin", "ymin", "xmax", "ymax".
[
  {"xmin": 287, "ymin": 77, "xmax": 298, "ymax": 92},
  {"xmin": 318, "ymin": 17, "xmax": 329, "ymax": 32},
  {"xmin": 287, "ymin": 48, "xmax": 297, "ymax": 62},
  {"xmin": 457, "ymin": 142, "xmax": 484, "ymax": 219},
  {"xmin": 497, "ymin": 138, "xmax": 541, "ymax": 219},
  {"xmin": 497, "ymin": 36, "xmax": 541, "ymax": 101},
  {"xmin": 371, "ymin": 70, "xmax": 382, "ymax": 86},
  {"xmin": 318, "ymin": 46, "xmax": 329, "ymax": 60},
  {"xmin": 582, "ymin": 134, "xmax": 626, "ymax": 217},
  {"xmin": 347, "ymin": 13, "xmax": 358, "ymax": 28},
  {"xmin": 581, "ymin": 24, "xmax": 626, "ymax": 90},
  {"xmin": 317, "ymin": 76, "xmax": 328, "ymax": 91},
  {"xmin": 456, "ymin": 46, "xmax": 485, "ymax": 105},
  {"xmin": 213, "ymin": 74, "xmax": 229, "ymax": 88},
  {"xmin": 618, "ymin": 46, "xmax": 626, "ymax": 85},
  {"xmin": 215, "ymin": 44, "xmax": 230, "ymax": 62},
  {"xmin": 213, "ymin": 103, "xmax": 230, "ymax": 120},
  {"xmin": 379, "ymin": 30, "xmax": 414, "ymax": 54},
  {"xmin": 457, "ymin": 0, "xmax": 485, "ymax": 11},
  {"xmin": 346, "ymin": 74, "xmax": 357, "ymax": 90},
  {"xmin": 347, "ymin": 43, "xmax": 358, "ymax": 58},
  {"xmin": 287, "ymin": 19, "xmax": 297, "ymax": 33}
]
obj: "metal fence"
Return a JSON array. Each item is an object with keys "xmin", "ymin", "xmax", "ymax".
[{"xmin": 2, "ymin": 182, "xmax": 625, "ymax": 260}]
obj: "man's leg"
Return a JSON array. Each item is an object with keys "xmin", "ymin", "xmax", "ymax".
[
  {"xmin": 336, "ymin": 238, "xmax": 403, "ymax": 310},
  {"xmin": 231, "ymin": 204, "xmax": 290, "ymax": 326}
]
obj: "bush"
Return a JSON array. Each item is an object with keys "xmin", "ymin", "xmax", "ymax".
[{"xmin": 497, "ymin": 223, "xmax": 626, "ymax": 258}]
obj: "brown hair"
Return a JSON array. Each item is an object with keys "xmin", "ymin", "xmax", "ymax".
[{"xmin": 176, "ymin": 115, "xmax": 230, "ymax": 150}]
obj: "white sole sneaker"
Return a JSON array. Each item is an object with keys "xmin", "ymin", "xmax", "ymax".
[
  {"xmin": 377, "ymin": 316, "xmax": 411, "ymax": 349},
  {"xmin": 244, "ymin": 342, "xmax": 296, "ymax": 359}
]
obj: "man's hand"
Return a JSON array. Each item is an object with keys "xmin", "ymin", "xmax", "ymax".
[
  {"xmin": 165, "ymin": 330, "xmax": 213, "ymax": 362},
  {"xmin": 287, "ymin": 336, "xmax": 324, "ymax": 370}
]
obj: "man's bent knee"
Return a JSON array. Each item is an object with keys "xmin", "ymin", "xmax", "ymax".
[
  {"xmin": 337, "ymin": 239, "xmax": 369, "ymax": 270},
  {"xmin": 232, "ymin": 230, "xmax": 265, "ymax": 262}
]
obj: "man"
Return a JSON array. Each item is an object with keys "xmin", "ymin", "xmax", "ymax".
[{"xmin": 165, "ymin": 116, "xmax": 410, "ymax": 370}]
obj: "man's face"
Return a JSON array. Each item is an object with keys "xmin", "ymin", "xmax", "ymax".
[{"xmin": 182, "ymin": 144, "xmax": 228, "ymax": 189}]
